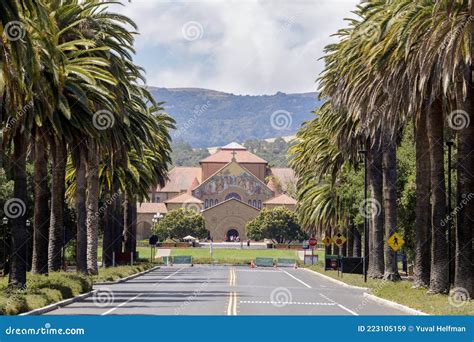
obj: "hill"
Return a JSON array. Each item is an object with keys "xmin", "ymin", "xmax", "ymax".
[{"xmin": 149, "ymin": 87, "xmax": 321, "ymax": 147}]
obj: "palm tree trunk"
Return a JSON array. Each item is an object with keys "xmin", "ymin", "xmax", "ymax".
[
  {"xmin": 427, "ymin": 98, "xmax": 449, "ymax": 294},
  {"xmin": 353, "ymin": 228, "xmax": 361, "ymax": 257},
  {"xmin": 368, "ymin": 134, "xmax": 384, "ymax": 278},
  {"xmin": 454, "ymin": 63, "xmax": 474, "ymax": 297},
  {"xmin": 48, "ymin": 138, "xmax": 66, "ymax": 272},
  {"xmin": 31, "ymin": 128, "xmax": 49, "ymax": 274},
  {"xmin": 86, "ymin": 142, "xmax": 99, "ymax": 275},
  {"xmin": 8, "ymin": 130, "xmax": 28, "ymax": 288},
  {"xmin": 347, "ymin": 222, "xmax": 354, "ymax": 257},
  {"xmin": 382, "ymin": 133, "xmax": 400, "ymax": 281},
  {"xmin": 413, "ymin": 109, "xmax": 431, "ymax": 288},
  {"xmin": 74, "ymin": 150, "xmax": 87, "ymax": 273}
]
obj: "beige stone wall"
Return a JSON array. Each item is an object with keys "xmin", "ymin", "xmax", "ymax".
[
  {"xmin": 203, "ymin": 200, "xmax": 259, "ymax": 240},
  {"xmin": 146, "ymin": 191, "xmax": 179, "ymax": 203},
  {"xmin": 136, "ymin": 213, "xmax": 154, "ymax": 240},
  {"xmin": 166, "ymin": 202, "xmax": 203, "ymax": 212},
  {"xmin": 263, "ymin": 203, "xmax": 297, "ymax": 211}
]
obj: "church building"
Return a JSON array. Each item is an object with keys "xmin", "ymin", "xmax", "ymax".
[{"xmin": 136, "ymin": 142, "xmax": 297, "ymax": 241}]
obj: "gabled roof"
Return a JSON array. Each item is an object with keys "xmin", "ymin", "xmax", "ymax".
[
  {"xmin": 156, "ymin": 167, "xmax": 201, "ymax": 192},
  {"xmin": 264, "ymin": 193, "xmax": 297, "ymax": 205},
  {"xmin": 266, "ymin": 178, "xmax": 280, "ymax": 195},
  {"xmin": 137, "ymin": 202, "xmax": 168, "ymax": 214},
  {"xmin": 165, "ymin": 192, "xmax": 203, "ymax": 204},
  {"xmin": 200, "ymin": 149, "xmax": 267, "ymax": 164},
  {"xmin": 193, "ymin": 160, "xmax": 274, "ymax": 197},
  {"xmin": 201, "ymin": 198, "xmax": 260, "ymax": 213}
]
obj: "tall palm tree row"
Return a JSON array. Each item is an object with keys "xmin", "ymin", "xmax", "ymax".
[
  {"xmin": 292, "ymin": 0, "xmax": 473, "ymax": 297},
  {"xmin": 1, "ymin": 0, "xmax": 174, "ymax": 287}
]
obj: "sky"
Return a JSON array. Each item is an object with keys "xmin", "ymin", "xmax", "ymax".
[{"xmin": 113, "ymin": 0, "xmax": 359, "ymax": 95}]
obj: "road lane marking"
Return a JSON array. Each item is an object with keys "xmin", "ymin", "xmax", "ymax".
[
  {"xmin": 281, "ymin": 269, "xmax": 312, "ymax": 288},
  {"xmin": 239, "ymin": 300, "xmax": 336, "ymax": 306},
  {"xmin": 319, "ymin": 293, "xmax": 359, "ymax": 316},
  {"xmin": 101, "ymin": 267, "xmax": 184, "ymax": 316},
  {"xmin": 229, "ymin": 268, "xmax": 236, "ymax": 286},
  {"xmin": 227, "ymin": 291, "xmax": 237, "ymax": 315}
]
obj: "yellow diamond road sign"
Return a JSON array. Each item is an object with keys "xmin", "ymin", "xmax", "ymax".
[
  {"xmin": 387, "ymin": 232, "xmax": 405, "ymax": 252},
  {"xmin": 322, "ymin": 236, "xmax": 333, "ymax": 246},
  {"xmin": 333, "ymin": 233, "xmax": 346, "ymax": 247}
]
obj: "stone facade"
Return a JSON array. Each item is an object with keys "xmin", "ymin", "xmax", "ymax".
[{"xmin": 137, "ymin": 142, "xmax": 297, "ymax": 241}]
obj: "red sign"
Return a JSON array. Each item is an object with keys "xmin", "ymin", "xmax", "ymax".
[{"xmin": 308, "ymin": 237, "xmax": 317, "ymax": 247}]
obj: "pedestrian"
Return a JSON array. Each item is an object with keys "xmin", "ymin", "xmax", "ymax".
[{"xmin": 247, "ymin": 240, "xmax": 250, "ymax": 247}]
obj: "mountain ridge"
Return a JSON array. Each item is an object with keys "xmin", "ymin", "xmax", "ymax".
[{"xmin": 148, "ymin": 87, "xmax": 321, "ymax": 147}]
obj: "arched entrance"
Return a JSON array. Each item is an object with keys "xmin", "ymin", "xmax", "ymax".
[{"xmin": 226, "ymin": 228, "xmax": 239, "ymax": 242}]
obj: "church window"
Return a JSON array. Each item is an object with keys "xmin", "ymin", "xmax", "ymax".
[
  {"xmin": 248, "ymin": 200, "xmax": 252, "ymax": 205},
  {"xmin": 258, "ymin": 200, "xmax": 262, "ymax": 209},
  {"xmin": 205, "ymin": 199, "xmax": 209, "ymax": 208},
  {"xmin": 253, "ymin": 200, "xmax": 257, "ymax": 207},
  {"xmin": 210, "ymin": 199, "xmax": 214, "ymax": 206},
  {"xmin": 225, "ymin": 193, "xmax": 242, "ymax": 201},
  {"xmin": 215, "ymin": 199, "xmax": 218, "ymax": 205}
]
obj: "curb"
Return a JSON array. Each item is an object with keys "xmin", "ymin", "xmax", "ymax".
[
  {"xmin": 301, "ymin": 268, "xmax": 369, "ymax": 291},
  {"xmin": 20, "ymin": 265, "xmax": 160, "ymax": 316},
  {"xmin": 363, "ymin": 293, "xmax": 428, "ymax": 315},
  {"xmin": 94, "ymin": 265, "xmax": 160, "ymax": 285},
  {"xmin": 19, "ymin": 290, "xmax": 98, "ymax": 316}
]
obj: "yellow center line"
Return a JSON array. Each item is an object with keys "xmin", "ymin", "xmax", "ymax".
[{"xmin": 226, "ymin": 268, "xmax": 238, "ymax": 315}]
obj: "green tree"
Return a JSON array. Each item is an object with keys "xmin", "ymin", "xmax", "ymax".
[
  {"xmin": 153, "ymin": 208, "xmax": 207, "ymax": 241},
  {"xmin": 246, "ymin": 207, "xmax": 306, "ymax": 243}
]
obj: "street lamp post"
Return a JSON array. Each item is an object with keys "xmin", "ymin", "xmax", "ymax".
[{"xmin": 358, "ymin": 149, "xmax": 369, "ymax": 283}]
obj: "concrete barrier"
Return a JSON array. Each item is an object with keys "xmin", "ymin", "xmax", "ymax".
[
  {"xmin": 172, "ymin": 256, "xmax": 193, "ymax": 264},
  {"xmin": 255, "ymin": 257, "xmax": 274, "ymax": 267},
  {"xmin": 277, "ymin": 258, "xmax": 297, "ymax": 267}
]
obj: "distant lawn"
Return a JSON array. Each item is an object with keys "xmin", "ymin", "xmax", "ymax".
[{"xmin": 306, "ymin": 265, "xmax": 474, "ymax": 315}]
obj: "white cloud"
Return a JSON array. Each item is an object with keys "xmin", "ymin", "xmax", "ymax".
[{"xmin": 113, "ymin": 0, "xmax": 358, "ymax": 95}]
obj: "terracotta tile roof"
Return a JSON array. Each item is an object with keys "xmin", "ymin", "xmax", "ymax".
[
  {"xmin": 157, "ymin": 167, "xmax": 202, "ymax": 192},
  {"xmin": 270, "ymin": 168, "xmax": 296, "ymax": 184},
  {"xmin": 165, "ymin": 192, "xmax": 203, "ymax": 204},
  {"xmin": 266, "ymin": 178, "xmax": 280, "ymax": 195},
  {"xmin": 264, "ymin": 193, "xmax": 297, "ymax": 205},
  {"xmin": 200, "ymin": 149, "xmax": 267, "ymax": 164},
  {"xmin": 137, "ymin": 202, "xmax": 168, "ymax": 214}
]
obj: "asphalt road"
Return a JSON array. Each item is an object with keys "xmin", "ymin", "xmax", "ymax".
[{"xmin": 45, "ymin": 265, "xmax": 407, "ymax": 315}]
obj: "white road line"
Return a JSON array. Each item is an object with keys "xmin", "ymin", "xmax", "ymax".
[
  {"xmin": 239, "ymin": 300, "xmax": 336, "ymax": 306},
  {"xmin": 319, "ymin": 293, "xmax": 359, "ymax": 316},
  {"xmin": 281, "ymin": 269, "xmax": 312, "ymax": 288},
  {"xmin": 101, "ymin": 267, "xmax": 184, "ymax": 316}
]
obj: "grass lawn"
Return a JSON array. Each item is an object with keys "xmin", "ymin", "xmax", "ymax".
[
  {"xmin": 306, "ymin": 265, "xmax": 474, "ymax": 315},
  {"xmin": 96, "ymin": 246, "xmax": 154, "ymax": 261},
  {"xmin": 169, "ymin": 248, "xmax": 324, "ymax": 264},
  {"xmin": 0, "ymin": 263, "xmax": 154, "ymax": 315}
]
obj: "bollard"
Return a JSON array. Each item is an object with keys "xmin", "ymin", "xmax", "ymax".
[{"xmin": 112, "ymin": 251, "xmax": 115, "ymax": 267}]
